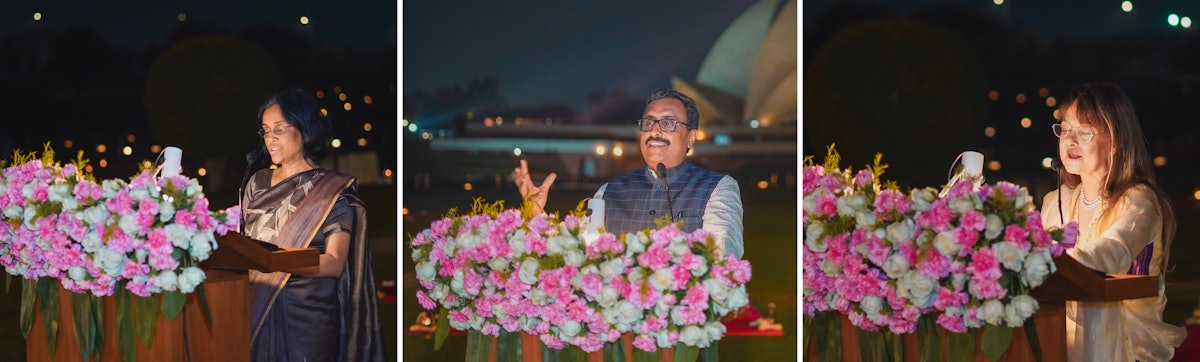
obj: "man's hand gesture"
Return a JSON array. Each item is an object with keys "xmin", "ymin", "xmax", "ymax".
[{"xmin": 514, "ymin": 159, "xmax": 556, "ymax": 215}]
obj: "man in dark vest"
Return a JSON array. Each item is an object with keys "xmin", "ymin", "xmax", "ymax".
[{"xmin": 514, "ymin": 88, "xmax": 743, "ymax": 258}]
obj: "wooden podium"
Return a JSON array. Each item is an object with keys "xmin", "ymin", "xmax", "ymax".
[
  {"xmin": 26, "ymin": 233, "xmax": 318, "ymax": 362},
  {"xmin": 807, "ymin": 254, "xmax": 1159, "ymax": 361}
]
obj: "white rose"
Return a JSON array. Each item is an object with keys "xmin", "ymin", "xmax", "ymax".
[
  {"xmin": 3, "ymin": 205, "xmax": 21, "ymax": 219},
  {"xmin": 952, "ymin": 273, "xmax": 969, "ymax": 291},
  {"xmin": 933, "ymin": 230, "xmax": 959, "ymax": 257},
  {"xmin": 949, "ymin": 197, "xmax": 975, "ymax": 214},
  {"xmin": 80, "ymin": 233, "xmax": 103, "ymax": 253},
  {"xmin": 992, "ymin": 241, "xmax": 1027, "ymax": 272},
  {"xmin": 669, "ymin": 240, "xmax": 691, "ymax": 257},
  {"xmin": 83, "ymin": 205, "xmax": 109, "ymax": 225},
  {"xmin": 627, "ymin": 267, "xmax": 646, "ymax": 282},
  {"xmin": 980, "ymin": 299, "xmax": 1005, "ymax": 325},
  {"xmin": 98, "ymin": 248, "xmax": 124, "ymax": 276},
  {"xmin": 165, "ymin": 224, "xmax": 192, "ymax": 249},
  {"xmin": 598, "ymin": 286, "xmax": 620, "ymax": 308},
  {"xmin": 819, "ymin": 257, "xmax": 841, "ymax": 277},
  {"xmin": 508, "ymin": 230, "xmax": 527, "ymax": 255},
  {"xmin": 1005, "ymin": 295, "xmax": 1038, "ymax": 327},
  {"xmin": 837, "ymin": 194, "xmax": 866, "ymax": 216},
  {"xmin": 886, "ymin": 219, "xmax": 914, "ymax": 244},
  {"xmin": 855, "ymin": 210, "xmax": 876, "ymax": 228},
  {"xmin": 861, "ymin": 296, "xmax": 883, "ymax": 316},
  {"xmin": 529, "ymin": 288, "xmax": 548, "ymax": 305},
  {"xmin": 649, "ymin": 267, "xmax": 673, "ymax": 291},
  {"xmin": 189, "ymin": 233, "xmax": 214, "ymax": 260},
  {"xmin": 564, "ymin": 249, "xmax": 586, "ymax": 266},
  {"xmin": 805, "ymin": 220, "xmax": 826, "ymax": 252},
  {"xmin": 154, "ymin": 270, "xmax": 179, "ymax": 291},
  {"xmin": 705, "ymin": 322, "xmax": 726, "ymax": 343},
  {"xmin": 725, "ymin": 286, "xmax": 749, "ymax": 313},
  {"xmin": 882, "ymin": 254, "xmax": 910, "ymax": 279},
  {"xmin": 415, "ymin": 261, "xmax": 437, "ymax": 281},
  {"xmin": 1015, "ymin": 189, "xmax": 1030, "ymax": 209},
  {"xmin": 910, "ymin": 188, "xmax": 936, "ymax": 211},
  {"xmin": 450, "ymin": 269, "xmax": 466, "ymax": 295},
  {"xmin": 23, "ymin": 207, "xmax": 38, "ymax": 230},
  {"xmin": 625, "ymin": 233, "xmax": 648, "ymax": 255},
  {"xmin": 704, "ymin": 278, "xmax": 730, "ymax": 305},
  {"xmin": 487, "ymin": 257, "xmax": 510, "ymax": 272},
  {"xmin": 158, "ymin": 201, "xmax": 176, "ymax": 222},
  {"xmin": 547, "ymin": 235, "xmax": 569, "ymax": 255},
  {"xmin": 518, "ymin": 257, "xmax": 539, "ymax": 284},
  {"xmin": 802, "ymin": 193, "xmax": 818, "ymax": 216},
  {"xmin": 599, "ymin": 259, "xmax": 624, "ymax": 279},
  {"xmin": 678, "ymin": 325, "xmax": 707, "ymax": 347},
  {"xmin": 101, "ymin": 179, "xmax": 123, "ymax": 197},
  {"xmin": 984, "ymin": 214, "xmax": 1004, "ymax": 240},
  {"xmin": 559, "ymin": 320, "xmax": 581, "ymax": 338},
  {"xmin": 68, "ymin": 266, "xmax": 87, "ymax": 281},
  {"xmin": 178, "ymin": 267, "xmax": 205, "ymax": 293},
  {"xmin": 129, "ymin": 188, "xmax": 150, "ymax": 201},
  {"xmin": 906, "ymin": 273, "xmax": 938, "ymax": 309},
  {"xmin": 455, "ymin": 233, "xmax": 482, "ymax": 250},
  {"xmin": 1023, "ymin": 250, "xmax": 1054, "ymax": 287},
  {"xmin": 615, "ymin": 301, "xmax": 641, "ymax": 326}
]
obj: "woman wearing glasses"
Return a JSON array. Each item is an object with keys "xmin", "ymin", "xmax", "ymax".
[
  {"xmin": 1040, "ymin": 83, "xmax": 1184, "ymax": 361},
  {"xmin": 244, "ymin": 89, "xmax": 384, "ymax": 361}
]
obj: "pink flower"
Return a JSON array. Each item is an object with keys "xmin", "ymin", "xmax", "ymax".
[
  {"xmin": 481, "ymin": 323, "xmax": 500, "ymax": 336},
  {"xmin": 539, "ymin": 334, "xmax": 565, "ymax": 350},
  {"xmin": 173, "ymin": 210, "xmax": 196, "ymax": 230},
  {"xmin": 681, "ymin": 283, "xmax": 708, "ymax": 308},
  {"xmin": 463, "ymin": 270, "xmax": 484, "ymax": 295},
  {"xmin": 632, "ymin": 335, "xmax": 657, "ymax": 352},
  {"xmin": 916, "ymin": 201, "xmax": 954, "ymax": 232},
  {"xmin": 525, "ymin": 233, "xmax": 547, "ymax": 256},
  {"xmin": 670, "ymin": 264, "xmax": 691, "ymax": 290},
  {"xmin": 865, "ymin": 235, "xmax": 890, "ymax": 266},
  {"xmin": 637, "ymin": 245, "xmax": 670, "ymax": 270},
  {"xmin": 819, "ymin": 173, "xmax": 845, "ymax": 191},
  {"xmin": 854, "ymin": 169, "xmax": 874, "ymax": 187},
  {"xmin": 528, "ymin": 214, "xmax": 552, "ymax": 234},
  {"xmin": 106, "ymin": 191, "xmax": 134, "ymax": 215},
  {"xmin": 960, "ymin": 210, "xmax": 985, "ymax": 232},
  {"xmin": 953, "ymin": 227, "xmax": 978, "ymax": 256},
  {"xmin": 933, "ymin": 286, "xmax": 967, "ymax": 309},
  {"xmin": 937, "ymin": 313, "xmax": 967, "ymax": 333},
  {"xmin": 1004, "ymin": 225, "xmax": 1029, "ymax": 248},
  {"xmin": 627, "ymin": 279, "xmax": 660, "ymax": 310},
  {"xmin": 917, "ymin": 250, "xmax": 950, "ymax": 280},
  {"xmin": 815, "ymin": 193, "xmax": 838, "ymax": 217}
]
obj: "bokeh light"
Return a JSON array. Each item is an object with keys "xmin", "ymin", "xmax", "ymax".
[
  {"xmin": 122, "ymin": 146, "xmax": 132, "ymax": 156},
  {"xmin": 331, "ymin": 139, "xmax": 342, "ymax": 148},
  {"xmin": 1020, "ymin": 117, "xmax": 1032, "ymax": 128},
  {"xmin": 198, "ymin": 168, "xmax": 207, "ymax": 176},
  {"xmin": 1169, "ymin": 14, "xmax": 1180, "ymax": 27},
  {"xmin": 988, "ymin": 160, "xmax": 1002, "ymax": 171},
  {"xmin": 97, "ymin": 144, "xmax": 107, "ymax": 153},
  {"xmin": 513, "ymin": 148, "xmax": 522, "ymax": 156},
  {"xmin": 1121, "ymin": 1, "xmax": 1133, "ymax": 13},
  {"xmin": 1046, "ymin": 97, "xmax": 1057, "ymax": 107},
  {"xmin": 363, "ymin": 123, "xmax": 373, "ymax": 131},
  {"xmin": 613, "ymin": 146, "xmax": 623, "ymax": 157},
  {"xmin": 1154, "ymin": 156, "xmax": 1167, "ymax": 167},
  {"xmin": 356, "ymin": 138, "xmax": 367, "ymax": 146},
  {"xmin": 1015, "ymin": 93, "xmax": 1027, "ymax": 104},
  {"xmin": 594, "ymin": 145, "xmax": 606, "ymax": 156},
  {"xmin": 756, "ymin": 180, "xmax": 769, "ymax": 189},
  {"xmin": 463, "ymin": 182, "xmax": 473, "ymax": 191},
  {"xmin": 1042, "ymin": 157, "xmax": 1054, "ymax": 169},
  {"xmin": 300, "ymin": 16, "xmax": 310, "ymax": 25},
  {"xmin": 34, "ymin": 12, "xmax": 42, "ymax": 21},
  {"xmin": 985, "ymin": 127, "xmax": 996, "ymax": 138},
  {"xmin": 988, "ymin": 90, "xmax": 999, "ymax": 101}
]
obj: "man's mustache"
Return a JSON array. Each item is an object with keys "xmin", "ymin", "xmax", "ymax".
[{"xmin": 645, "ymin": 136, "xmax": 670, "ymax": 146}]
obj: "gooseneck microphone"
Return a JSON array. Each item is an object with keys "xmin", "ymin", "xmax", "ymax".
[
  {"xmin": 1051, "ymin": 159, "xmax": 1064, "ymax": 225},
  {"xmin": 656, "ymin": 163, "xmax": 676, "ymax": 223},
  {"xmin": 239, "ymin": 150, "xmax": 262, "ymax": 234}
]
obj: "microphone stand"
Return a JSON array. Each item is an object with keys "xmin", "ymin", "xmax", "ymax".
[
  {"xmin": 656, "ymin": 163, "xmax": 676, "ymax": 223},
  {"xmin": 239, "ymin": 150, "xmax": 262, "ymax": 235},
  {"xmin": 1052, "ymin": 159, "xmax": 1065, "ymax": 226}
]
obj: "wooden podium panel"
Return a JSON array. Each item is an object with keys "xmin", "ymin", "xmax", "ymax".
[
  {"xmin": 486, "ymin": 333, "xmax": 676, "ymax": 362},
  {"xmin": 26, "ymin": 269, "xmax": 249, "ymax": 362}
]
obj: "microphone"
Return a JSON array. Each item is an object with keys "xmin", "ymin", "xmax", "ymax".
[
  {"xmin": 1051, "ymin": 158, "xmax": 1064, "ymax": 225},
  {"xmin": 656, "ymin": 163, "xmax": 676, "ymax": 224},
  {"xmin": 238, "ymin": 150, "xmax": 262, "ymax": 234}
]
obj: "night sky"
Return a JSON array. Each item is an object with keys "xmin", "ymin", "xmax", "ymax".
[
  {"xmin": 402, "ymin": 0, "xmax": 760, "ymax": 111},
  {"xmin": 0, "ymin": 0, "xmax": 396, "ymax": 49}
]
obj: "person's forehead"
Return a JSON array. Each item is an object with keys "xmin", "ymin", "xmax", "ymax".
[{"xmin": 646, "ymin": 98, "xmax": 685, "ymax": 113}]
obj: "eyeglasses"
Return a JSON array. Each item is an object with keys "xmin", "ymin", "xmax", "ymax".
[
  {"xmin": 257, "ymin": 125, "xmax": 293, "ymax": 138},
  {"xmin": 637, "ymin": 117, "xmax": 692, "ymax": 132},
  {"xmin": 1051, "ymin": 123, "xmax": 1101, "ymax": 143}
]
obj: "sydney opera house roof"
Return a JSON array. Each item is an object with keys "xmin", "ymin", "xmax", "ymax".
[{"xmin": 673, "ymin": 0, "xmax": 796, "ymax": 128}]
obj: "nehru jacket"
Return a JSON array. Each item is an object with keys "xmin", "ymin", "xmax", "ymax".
[{"xmin": 593, "ymin": 161, "xmax": 744, "ymax": 258}]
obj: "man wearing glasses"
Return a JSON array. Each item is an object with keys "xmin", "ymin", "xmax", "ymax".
[{"xmin": 514, "ymin": 88, "xmax": 744, "ymax": 258}]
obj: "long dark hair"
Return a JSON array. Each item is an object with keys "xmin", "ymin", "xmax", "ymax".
[
  {"xmin": 1057, "ymin": 82, "xmax": 1175, "ymax": 267},
  {"xmin": 257, "ymin": 88, "xmax": 331, "ymax": 162}
]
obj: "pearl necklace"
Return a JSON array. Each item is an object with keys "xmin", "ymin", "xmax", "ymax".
[{"xmin": 1079, "ymin": 186, "xmax": 1102, "ymax": 210}]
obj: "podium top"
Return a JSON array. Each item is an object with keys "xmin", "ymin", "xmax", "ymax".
[
  {"xmin": 202, "ymin": 232, "xmax": 319, "ymax": 274},
  {"xmin": 1030, "ymin": 254, "xmax": 1158, "ymax": 302}
]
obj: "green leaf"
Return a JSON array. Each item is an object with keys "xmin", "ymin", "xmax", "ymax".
[
  {"xmin": 196, "ymin": 284, "xmax": 213, "ymax": 330},
  {"xmin": 802, "ymin": 314, "xmax": 812, "ymax": 352},
  {"xmin": 884, "ymin": 332, "xmax": 903, "ymax": 362},
  {"xmin": 433, "ymin": 308, "xmax": 449, "ymax": 351},
  {"xmin": 496, "ymin": 330, "xmax": 522, "ymax": 362},
  {"xmin": 673, "ymin": 344, "xmax": 700, "ymax": 362},
  {"xmin": 603, "ymin": 341, "xmax": 626, "ymax": 362},
  {"xmin": 947, "ymin": 331, "xmax": 975, "ymax": 362},
  {"xmin": 815, "ymin": 312, "xmax": 841, "ymax": 362},
  {"xmin": 700, "ymin": 342, "xmax": 719, "ymax": 362},
  {"xmin": 72, "ymin": 293, "xmax": 95, "ymax": 361},
  {"xmin": 20, "ymin": 279, "xmax": 36, "ymax": 339},
  {"xmin": 36, "ymin": 278, "xmax": 58, "ymax": 358},
  {"xmin": 564, "ymin": 346, "xmax": 588, "ymax": 361},
  {"xmin": 117, "ymin": 290, "xmax": 136, "ymax": 362},
  {"xmin": 858, "ymin": 329, "xmax": 885, "ymax": 361},
  {"xmin": 1024, "ymin": 318, "xmax": 1042, "ymax": 362},
  {"xmin": 918, "ymin": 316, "xmax": 942, "ymax": 362},
  {"xmin": 134, "ymin": 295, "xmax": 159, "ymax": 349},
  {"xmin": 632, "ymin": 348, "xmax": 661, "ymax": 362},
  {"xmin": 982, "ymin": 325, "xmax": 1013, "ymax": 362},
  {"xmin": 93, "ymin": 295, "xmax": 104, "ymax": 360},
  {"xmin": 160, "ymin": 291, "xmax": 186, "ymax": 321},
  {"xmin": 465, "ymin": 330, "xmax": 492, "ymax": 362}
]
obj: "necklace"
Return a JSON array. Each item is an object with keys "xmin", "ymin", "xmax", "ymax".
[{"xmin": 1079, "ymin": 186, "xmax": 1101, "ymax": 210}]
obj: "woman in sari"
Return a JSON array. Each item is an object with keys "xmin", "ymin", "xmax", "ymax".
[
  {"xmin": 243, "ymin": 89, "xmax": 384, "ymax": 361},
  {"xmin": 1040, "ymin": 83, "xmax": 1185, "ymax": 361}
]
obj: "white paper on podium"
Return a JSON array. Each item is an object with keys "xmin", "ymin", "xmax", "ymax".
[{"xmin": 581, "ymin": 198, "xmax": 605, "ymax": 245}]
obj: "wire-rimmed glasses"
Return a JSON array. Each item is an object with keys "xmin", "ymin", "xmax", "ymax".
[
  {"xmin": 1051, "ymin": 123, "xmax": 1101, "ymax": 143},
  {"xmin": 257, "ymin": 125, "xmax": 293, "ymax": 138}
]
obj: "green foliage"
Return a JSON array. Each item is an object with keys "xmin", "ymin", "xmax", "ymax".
[
  {"xmin": 20, "ymin": 279, "xmax": 36, "ymax": 339},
  {"xmin": 36, "ymin": 278, "xmax": 59, "ymax": 358},
  {"xmin": 602, "ymin": 341, "xmax": 625, "ymax": 362},
  {"xmin": 1024, "ymin": 318, "xmax": 1043, "ymax": 362},
  {"xmin": 134, "ymin": 295, "xmax": 159, "ymax": 349},
  {"xmin": 673, "ymin": 345, "xmax": 699, "ymax": 362},
  {"xmin": 981, "ymin": 325, "xmax": 1013, "ymax": 361},
  {"xmin": 814, "ymin": 311, "xmax": 841, "ymax": 362},
  {"xmin": 465, "ymin": 330, "xmax": 492, "ymax": 362},
  {"xmin": 946, "ymin": 331, "xmax": 975, "ymax": 362},
  {"xmin": 918, "ymin": 315, "xmax": 941, "ymax": 362},
  {"xmin": 116, "ymin": 290, "xmax": 136, "ymax": 362},
  {"xmin": 434, "ymin": 308, "xmax": 449, "ymax": 351},
  {"xmin": 496, "ymin": 330, "xmax": 522, "ymax": 362}
]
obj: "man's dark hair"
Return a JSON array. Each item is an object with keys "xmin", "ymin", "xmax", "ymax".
[
  {"xmin": 646, "ymin": 88, "xmax": 700, "ymax": 129},
  {"xmin": 257, "ymin": 88, "xmax": 332, "ymax": 161}
]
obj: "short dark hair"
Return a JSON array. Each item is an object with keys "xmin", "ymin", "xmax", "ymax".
[
  {"xmin": 257, "ymin": 88, "xmax": 331, "ymax": 161},
  {"xmin": 646, "ymin": 88, "xmax": 700, "ymax": 129}
]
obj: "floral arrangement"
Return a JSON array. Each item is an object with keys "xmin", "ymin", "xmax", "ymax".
[
  {"xmin": 0, "ymin": 146, "xmax": 240, "ymax": 360},
  {"xmin": 802, "ymin": 145, "xmax": 1078, "ymax": 360},
  {"xmin": 410, "ymin": 200, "xmax": 752, "ymax": 360}
]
